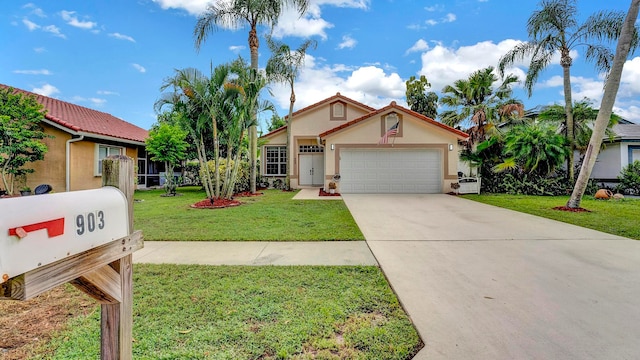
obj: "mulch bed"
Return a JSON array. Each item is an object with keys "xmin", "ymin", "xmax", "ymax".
[
  {"xmin": 552, "ymin": 206, "xmax": 591, "ymax": 212},
  {"xmin": 319, "ymin": 188, "xmax": 341, "ymax": 197},
  {"xmin": 190, "ymin": 192, "xmax": 264, "ymax": 209}
]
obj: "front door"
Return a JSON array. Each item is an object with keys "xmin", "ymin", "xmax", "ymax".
[{"xmin": 299, "ymin": 154, "xmax": 324, "ymax": 186}]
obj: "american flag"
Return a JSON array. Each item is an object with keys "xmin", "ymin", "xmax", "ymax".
[{"xmin": 378, "ymin": 121, "xmax": 399, "ymax": 144}]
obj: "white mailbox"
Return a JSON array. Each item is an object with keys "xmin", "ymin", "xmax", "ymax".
[{"xmin": 1, "ymin": 187, "xmax": 129, "ymax": 283}]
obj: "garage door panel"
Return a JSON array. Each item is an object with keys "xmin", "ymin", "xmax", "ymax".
[{"xmin": 340, "ymin": 149, "xmax": 442, "ymax": 194}]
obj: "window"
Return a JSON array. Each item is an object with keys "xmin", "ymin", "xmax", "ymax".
[
  {"xmin": 330, "ymin": 101, "xmax": 347, "ymax": 120},
  {"xmin": 383, "ymin": 113, "xmax": 402, "ymax": 137},
  {"xmin": 265, "ymin": 146, "xmax": 287, "ymax": 175},
  {"xmin": 299, "ymin": 145, "xmax": 323, "ymax": 153},
  {"xmin": 95, "ymin": 144, "xmax": 123, "ymax": 176}
]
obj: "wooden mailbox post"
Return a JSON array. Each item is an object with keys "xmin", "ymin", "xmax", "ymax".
[{"xmin": 0, "ymin": 155, "xmax": 143, "ymax": 360}]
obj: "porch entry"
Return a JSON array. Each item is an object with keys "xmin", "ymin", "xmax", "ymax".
[{"xmin": 299, "ymin": 154, "xmax": 324, "ymax": 186}]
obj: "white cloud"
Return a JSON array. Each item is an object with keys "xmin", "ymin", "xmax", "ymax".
[
  {"xmin": 60, "ymin": 10, "xmax": 97, "ymax": 30},
  {"xmin": 23, "ymin": 18, "xmax": 40, "ymax": 31},
  {"xmin": 229, "ymin": 45, "xmax": 245, "ymax": 53},
  {"xmin": 42, "ymin": 25, "xmax": 66, "ymax": 38},
  {"xmin": 152, "ymin": 0, "xmax": 210, "ymax": 15},
  {"xmin": 152, "ymin": 0, "xmax": 369, "ymax": 39},
  {"xmin": 425, "ymin": 5, "xmax": 444, "ymax": 12},
  {"xmin": 443, "ymin": 13, "xmax": 456, "ymax": 22},
  {"xmin": 268, "ymin": 54, "xmax": 406, "ymax": 112},
  {"xmin": 405, "ymin": 39, "xmax": 429, "ymax": 55},
  {"xmin": 132, "ymin": 63, "xmax": 147, "ymax": 73},
  {"xmin": 337, "ymin": 35, "xmax": 357, "ymax": 50},
  {"xmin": 70, "ymin": 96, "xmax": 107, "ymax": 106},
  {"xmin": 425, "ymin": 19, "xmax": 438, "ymax": 26},
  {"xmin": 418, "ymin": 39, "xmax": 523, "ymax": 92},
  {"xmin": 109, "ymin": 32, "xmax": 136, "ymax": 42},
  {"xmin": 13, "ymin": 69, "xmax": 52, "ymax": 75},
  {"xmin": 32, "ymin": 84, "xmax": 60, "ymax": 97},
  {"xmin": 23, "ymin": 3, "xmax": 46, "ymax": 17},
  {"xmin": 97, "ymin": 90, "xmax": 120, "ymax": 96},
  {"xmin": 34, "ymin": 47, "xmax": 46, "ymax": 53}
]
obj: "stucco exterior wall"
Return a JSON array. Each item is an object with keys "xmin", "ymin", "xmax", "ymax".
[
  {"xmin": 590, "ymin": 143, "xmax": 622, "ymax": 180},
  {"xmin": 22, "ymin": 124, "xmax": 141, "ymax": 193},
  {"xmin": 324, "ymin": 112, "xmax": 461, "ymax": 193},
  {"xmin": 25, "ymin": 125, "xmax": 70, "ymax": 193}
]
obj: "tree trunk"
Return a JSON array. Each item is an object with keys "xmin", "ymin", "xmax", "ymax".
[
  {"xmin": 249, "ymin": 26, "xmax": 259, "ymax": 194},
  {"xmin": 285, "ymin": 86, "xmax": 295, "ymax": 190},
  {"xmin": 561, "ymin": 56, "xmax": 575, "ymax": 183},
  {"xmin": 212, "ymin": 115, "xmax": 220, "ymax": 199},
  {"xmin": 567, "ymin": 0, "xmax": 640, "ymax": 208}
]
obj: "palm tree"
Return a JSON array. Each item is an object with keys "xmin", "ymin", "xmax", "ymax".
[
  {"xmin": 568, "ymin": 0, "xmax": 640, "ymax": 208},
  {"xmin": 194, "ymin": 0, "xmax": 309, "ymax": 194},
  {"xmin": 498, "ymin": 0, "xmax": 638, "ymax": 182},
  {"xmin": 538, "ymin": 99, "xmax": 620, "ymax": 154},
  {"xmin": 265, "ymin": 35, "xmax": 316, "ymax": 190},
  {"xmin": 499, "ymin": 123, "xmax": 569, "ymax": 176},
  {"xmin": 440, "ymin": 66, "xmax": 522, "ymax": 146}
]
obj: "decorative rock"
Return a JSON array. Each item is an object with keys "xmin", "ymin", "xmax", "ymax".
[
  {"xmin": 594, "ymin": 189, "xmax": 613, "ymax": 199},
  {"xmin": 613, "ymin": 193, "xmax": 625, "ymax": 200}
]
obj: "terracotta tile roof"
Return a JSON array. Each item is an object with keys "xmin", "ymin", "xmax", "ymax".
[
  {"xmin": 261, "ymin": 92, "xmax": 377, "ymax": 138},
  {"xmin": 319, "ymin": 101, "xmax": 469, "ymax": 139},
  {"xmin": 1, "ymin": 84, "xmax": 148, "ymax": 144}
]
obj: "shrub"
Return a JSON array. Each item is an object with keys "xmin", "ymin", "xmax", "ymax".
[
  {"xmin": 201, "ymin": 159, "xmax": 250, "ymax": 195},
  {"xmin": 615, "ymin": 160, "xmax": 640, "ymax": 195}
]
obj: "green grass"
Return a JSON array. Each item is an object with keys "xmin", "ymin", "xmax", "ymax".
[
  {"xmin": 40, "ymin": 265, "xmax": 422, "ymax": 360},
  {"xmin": 463, "ymin": 194, "xmax": 640, "ymax": 240},
  {"xmin": 134, "ymin": 187, "xmax": 364, "ymax": 241}
]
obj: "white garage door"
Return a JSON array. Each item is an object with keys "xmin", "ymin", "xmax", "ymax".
[{"xmin": 339, "ymin": 149, "xmax": 442, "ymax": 193}]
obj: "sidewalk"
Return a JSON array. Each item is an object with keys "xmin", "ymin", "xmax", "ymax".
[{"xmin": 134, "ymin": 241, "xmax": 377, "ymax": 266}]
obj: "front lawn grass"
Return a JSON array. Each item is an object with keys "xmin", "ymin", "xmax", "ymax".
[
  {"xmin": 41, "ymin": 265, "xmax": 422, "ymax": 360},
  {"xmin": 463, "ymin": 194, "xmax": 640, "ymax": 240},
  {"xmin": 134, "ymin": 187, "xmax": 364, "ymax": 241}
]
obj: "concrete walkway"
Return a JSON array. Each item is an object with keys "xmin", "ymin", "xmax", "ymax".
[
  {"xmin": 342, "ymin": 194, "xmax": 640, "ymax": 360},
  {"xmin": 134, "ymin": 241, "xmax": 376, "ymax": 266}
]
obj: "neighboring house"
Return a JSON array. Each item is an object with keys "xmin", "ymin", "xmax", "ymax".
[
  {"xmin": 522, "ymin": 105, "xmax": 640, "ymax": 184},
  {"xmin": 260, "ymin": 93, "xmax": 469, "ymax": 194},
  {"xmin": 590, "ymin": 122, "xmax": 640, "ymax": 183},
  {"xmin": 1, "ymin": 84, "xmax": 154, "ymax": 193}
]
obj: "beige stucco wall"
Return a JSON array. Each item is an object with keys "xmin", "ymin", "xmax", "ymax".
[
  {"xmin": 24, "ymin": 125, "xmax": 70, "ymax": 193},
  {"xmin": 22, "ymin": 124, "xmax": 140, "ymax": 193},
  {"xmin": 262, "ymin": 101, "xmax": 370, "ymax": 188},
  {"xmin": 324, "ymin": 111, "xmax": 462, "ymax": 193}
]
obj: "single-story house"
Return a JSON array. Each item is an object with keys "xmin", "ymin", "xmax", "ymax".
[
  {"xmin": 260, "ymin": 93, "xmax": 469, "ymax": 194},
  {"xmin": 590, "ymin": 122, "xmax": 640, "ymax": 183},
  {"xmin": 1, "ymin": 84, "xmax": 156, "ymax": 193}
]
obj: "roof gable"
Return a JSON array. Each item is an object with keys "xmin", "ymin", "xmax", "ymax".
[
  {"xmin": 319, "ymin": 101, "xmax": 469, "ymax": 139},
  {"xmin": 261, "ymin": 92, "xmax": 376, "ymax": 139},
  {"xmin": 1, "ymin": 84, "xmax": 148, "ymax": 144}
]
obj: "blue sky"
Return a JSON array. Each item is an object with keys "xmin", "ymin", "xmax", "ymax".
[{"xmin": 2, "ymin": 0, "xmax": 639, "ymax": 132}]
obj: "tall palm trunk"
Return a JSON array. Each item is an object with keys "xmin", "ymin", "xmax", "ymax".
[
  {"xmin": 212, "ymin": 114, "xmax": 220, "ymax": 199},
  {"xmin": 196, "ymin": 135, "xmax": 213, "ymax": 200},
  {"xmin": 249, "ymin": 27, "xmax": 259, "ymax": 194},
  {"xmin": 561, "ymin": 50, "xmax": 575, "ymax": 182},
  {"xmin": 285, "ymin": 87, "xmax": 295, "ymax": 190},
  {"xmin": 568, "ymin": 0, "xmax": 640, "ymax": 208}
]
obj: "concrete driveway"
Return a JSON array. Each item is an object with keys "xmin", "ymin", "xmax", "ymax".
[{"xmin": 342, "ymin": 194, "xmax": 640, "ymax": 360}]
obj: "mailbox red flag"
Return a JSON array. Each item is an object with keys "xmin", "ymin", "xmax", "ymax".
[{"xmin": 9, "ymin": 218, "xmax": 65, "ymax": 238}]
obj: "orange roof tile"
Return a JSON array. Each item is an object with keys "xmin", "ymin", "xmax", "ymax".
[
  {"xmin": 319, "ymin": 101, "xmax": 469, "ymax": 139},
  {"xmin": 1, "ymin": 84, "xmax": 148, "ymax": 144}
]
